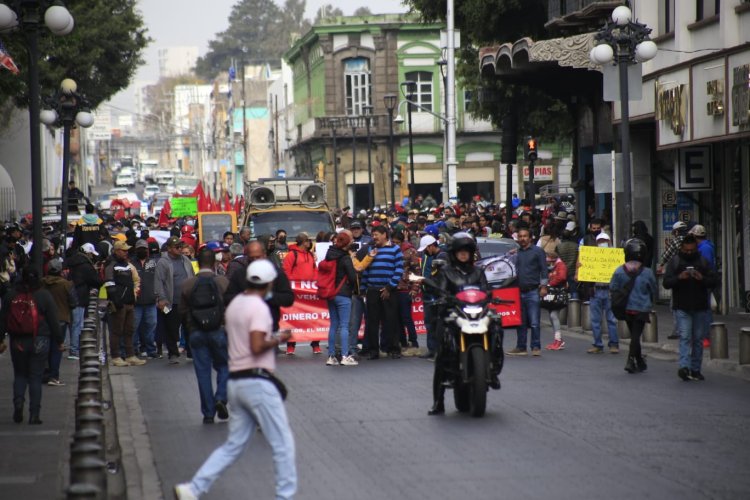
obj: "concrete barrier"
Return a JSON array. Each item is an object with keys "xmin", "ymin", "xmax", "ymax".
[
  {"xmin": 740, "ymin": 327, "xmax": 750, "ymax": 365},
  {"xmin": 581, "ymin": 302, "xmax": 591, "ymax": 332},
  {"xmin": 643, "ymin": 311, "xmax": 658, "ymax": 343},
  {"xmin": 617, "ymin": 320, "xmax": 630, "ymax": 340},
  {"xmin": 709, "ymin": 323, "xmax": 728, "ymax": 359},
  {"xmin": 567, "ymin": 299, "xmax": 581, "ymax": 329},
  {"xmin": 558, "ymin": 306, "xmax": 567, "ymax": 326}
]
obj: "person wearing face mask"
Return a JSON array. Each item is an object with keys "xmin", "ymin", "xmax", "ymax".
[
  {"xmin": 584, "ymin": 232, "xmax": 620, "ymax": 354},
  {"xmin": 131, "ymin": 240, "xmax": 159, "ymax": 358},
  {"xmin": 663, "ymin": 234, "xmax": 718, "ymax": 381},
  {"xmin": 282, "ymin": 232, "xmax": 319, "ymax": 355},
  {"xmin": 580, "ymin": 217, "xmax": 604, "ymax": 247},
  {"xmin": 275, "ymin": 229, "xmax": 288, "ymax": 253},
  {"xmin": 543, "ymin": 251, "xmax": 568, "ymax": 351}
]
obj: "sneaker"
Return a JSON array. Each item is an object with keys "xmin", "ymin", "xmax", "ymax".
[
  {"xmin": 202, "ymin": 416, "xmax": 214, "ymax": 424},
  {"xmin": 168, "ymin": 355, "xmax": 179, "ymax": 365},
  {"xmin": 125, "ymin": 356, "xmax": 146, "ymax": 366},
  {"xmin": 286, "ymin": 345, "xmax": 296, "ymax": 355},
  {"xmin": 326, "ymin": 355, "xmax": 339, "ymax": 366},
  {"xmin": 67, "ymin": 354, "xmax": 79, "ymax": 361},
  {"xmin": 702, "ymin": 337, "xmax": 711, "ymax": 349},
  {"xmin": 111, "ymin": 357, "xmax": 129, "ymax": 367},
  {"xmin": 174, "ymin": 482, "xmax": 199, "ymax": 499},
  {"xmin": 506, "ymin": 348, "xmax": 528, "ymax": 356},
  {"xmin": 340, "ymin": 355, "xmax": 359, "ymax": 366},
  {"xmin": 139, "ymin": 351, "xmax": 147, "ymax": 358},
  {"xmin": 545, "ymin": 339, "xmax": 565, "ymax": 351},
  {"xmin": 587, "ymin": 346, "xmax": 604, "ymax": 354},
  {"xmin": 609, "ymin": 345, "xmax": 620, "ymax": 354},
  {"xmin": 531, "ymin": 348, "xmax": 541, "ymax": 357},
  {"xmin": 312, "ymin": 344, "xmax": 322, "ymax": 354},
  {"xmin": 678, "ymin": 366, "xmax": 691, "ymax": 381},
  {"xmin": 47, "ymin": 378, "xmax": 65, "ymax": 387},
  {"xmin": 147, "ymin": 352, "xmax": 163, "ymax": 359},
  {"xmin": 215, "ymin": 400, "xmax": 229, "ymax": 420},
  {"xmin": 689, "ymin": 370, "xmax": 705, "ymax": 381}
]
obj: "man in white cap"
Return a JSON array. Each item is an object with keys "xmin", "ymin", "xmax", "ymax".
[
  {"xmin": 658, "ymin": 221, "xmax": 688, "ymax": 339},
  {"xmin": 174, "ymin": 259, "xmax": 296, "ymax": 500},
  {"xmin": 417, "ymin": 234, "xmax": 447, "ymax": 359},
  {"xmin": 586, "ymin": 232, "xmax": 620, "ymax": 354}
]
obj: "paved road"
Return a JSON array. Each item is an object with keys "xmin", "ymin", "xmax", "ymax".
[{"xmin": 116, "ymin": 333, "xmax": 750, "ymax": 500}]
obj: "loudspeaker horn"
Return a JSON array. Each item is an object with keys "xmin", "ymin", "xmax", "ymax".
[
  {"xmin": 249, "ymin": 186, "xmax": 275, "ymax": 207},
  {"xmin": 300, "ymin": 184, "xmax": 325, "ymax": 208}
]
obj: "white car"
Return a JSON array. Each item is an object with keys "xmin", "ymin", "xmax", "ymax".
[
  {"xmin": 115, "ymin": 172, "xmax": 136, "ymax": 187},
  {"xmin": 143, "ymin": 185, "xmax": 160, "ymax": 199}
]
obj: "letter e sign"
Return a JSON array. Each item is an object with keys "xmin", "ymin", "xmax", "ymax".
[{"xmin": 677, "ymin": 147, "xmax": 712, "ymax": 191}]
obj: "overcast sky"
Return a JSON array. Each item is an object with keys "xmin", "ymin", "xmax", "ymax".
[{"xmin": 109, "ymin": 0, "xmax": 408, "ymax": 112}]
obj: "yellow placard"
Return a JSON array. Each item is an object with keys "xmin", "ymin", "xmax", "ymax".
[{"xmin": 577, "ymin": 246, "xmax": 625, "ymax": 283}]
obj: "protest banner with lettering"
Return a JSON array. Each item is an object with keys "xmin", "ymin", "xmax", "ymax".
[
  {"xmin": 170, "ymin": 197, "xmax": 198, "ymax": 217},
  {"xmin": 490, "ymin": 287, "xmax": 522, "ymax": 327},
  {"xmin": 577, "ymin": 246, "xmax": 625, "ymax": 283}
]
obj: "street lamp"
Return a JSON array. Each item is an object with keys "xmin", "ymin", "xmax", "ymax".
[
  {"xmin": 331, "ymin": 118, "xmax": 340, "ymax": 208},
  {"xmin": 400, "ymin": 80, "xmax": 417, "ymax": 204},
  {"xmin": 362, "ymin": 105, "xmax": 373, "ymax": 209},
  {"xmin": 383, "ymin": 94, "xmax": 397, "ymax": 207},
  {"xmin": 0, "ymin": 0, "xmax": 75, "ymax": 274},
  {"xmin": 590, "ymin": 4, "xmax": 657, "ymax": 241},
  {"xmin": 40, "ymin": 78, "xmax": 94, "ymax": 255},
  {"xmin": 350, "ymin": 119, "xmax": 357, "ymax": 212}
]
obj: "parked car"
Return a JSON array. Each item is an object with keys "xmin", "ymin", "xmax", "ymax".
[
  {"xmin": 143, "ymin": 184, "xmax": 160, "ymax": 199},
  {"xmin": 475, "ymin": 237, "xmax": 519, "ymax": 289},
  {"xmin": 115, "ymin": 172, "xmax": 136, "ymax": 187}
]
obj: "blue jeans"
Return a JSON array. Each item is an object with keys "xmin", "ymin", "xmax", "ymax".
[
  {"xmin": 397, "ymin": 292, "xmax": 418, "ymax": 346},
  {"xmin": 567, "ymin": 277, "xmax": 579, "ymax": 299},
  {"xmin": 590, "ymin": 288, "xmax": 618, "ymax": 347},
  {"xmin": 190, "ymin": 378, "xmax": 297, "ymax": 499},
  {"xmin": 675, "ymin": 309, "xmax": 709, "ymax": 371},
  {"xmin": 424, "ymin": 303, "xmax": 438, "ymax": 354},
  {"xmin": 348, "ymin": 295, "xmax": 365, "ymax": 354},
  {"xmin": 69, "ymin": 306, "xmax": 85, "ymax": 356},
  {"xmin": 46, "ymin": 322, "xmax": 68, "ymax": 380},
  {"xmin": 328, "ymin": 295, "xmax": 351, "ymax": 356},
  {"xmin": 516, "ymin": 290, "xmax": 541, "ymax": 350},
  {"xmin": 133, "ymin": 304, "xmax": 157, "ymax": 356},
  {"xmin": 188, "ymin": 329, "xmax": 229, "ymax": 419}
]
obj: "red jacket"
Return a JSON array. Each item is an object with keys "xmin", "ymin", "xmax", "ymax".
[
  {"xmin": 548, "ymin": 258, "xmax": 568, "ymax": 287},
  {"xmin": 282, "ymin": 246, "xmax": 317, "ymax": 281}
]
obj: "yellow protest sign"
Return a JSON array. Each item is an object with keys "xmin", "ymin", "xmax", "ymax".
[{"xmin": 577, "ymin": 246, "xmax": 625, "ymax": 283}]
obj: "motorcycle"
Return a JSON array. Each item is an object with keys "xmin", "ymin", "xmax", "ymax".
[{"xmin": 411, "ymin": 274, "xmax": 511, "ymax": 418}]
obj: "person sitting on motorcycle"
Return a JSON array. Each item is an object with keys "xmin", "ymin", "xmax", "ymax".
[{"xmin": 428, "ymin": 234, "xmax": 501, "ymax": 415}]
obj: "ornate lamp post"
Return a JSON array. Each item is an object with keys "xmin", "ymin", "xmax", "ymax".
[
  {"xmin": 41, "ymin": 78, "xmax": 94, "ymax": 254},
  {"xmin": 400, "ymin": 81, "xmax": 417, "ymax": 203},
  {"xmin": 383, "ymin": 94, "xmax": 397, "ymax": 207},
  {"xmin": 590, "ymin": 4, "xmax": 657, "ymax": 241},
  {"xmin": 0, "ymin": 1, "xmax": 75, "ymax": 273},
  {"xmin": 362, "ymin": 105, "xmax": 373, "ymax": 209}
]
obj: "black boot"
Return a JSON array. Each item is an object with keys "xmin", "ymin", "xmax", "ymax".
[
  {"xmin": 428, "ymin": 400, "xmax": 445, "ymax": 415},
  {"xmin": 635, "ymin": 356, "xmax": 647, "ymax": 372},
  {"xmin": 28, "ymin": 413, "xmax": 42, "ymax": 425},
  {"xmin": 624, "ymin": 356, "xmax": 636, "ymax": 374},
  {"xmin": 12, "ymin": 406, "xmax": 23, "ymax": 424}
]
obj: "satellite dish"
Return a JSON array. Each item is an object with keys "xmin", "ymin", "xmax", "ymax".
[
  {"xmin": 300, "ymin": 184, "xmax": 325, "ymax": 208},
  {"xmin": 250, "ymin": 186, "xmax": 275, "ymax": 207}
]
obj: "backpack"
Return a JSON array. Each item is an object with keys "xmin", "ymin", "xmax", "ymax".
[
  {"xmin": 610, "ymin": 266, "xmax": 643, "ymax": 320},
  {"xmin": 317, "ymin": 258, "xmax": 346, "ymax": 299},
  {"xmin": 7, "ymin": 292, "xmax": 41, "ymax": 335},
  {"xmin": 189, "ymin": 276, "xmax": 224, "ymax": 331}
]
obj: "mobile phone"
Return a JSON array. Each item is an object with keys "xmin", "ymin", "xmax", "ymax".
[{"xmin": 686, "ymin": 266, "xmax": 695, "ymax": 271}]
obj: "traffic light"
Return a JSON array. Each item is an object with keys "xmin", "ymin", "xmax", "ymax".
[{"xmin": 524, "ymin": 137, "xmax": 538, "ymax": 162}]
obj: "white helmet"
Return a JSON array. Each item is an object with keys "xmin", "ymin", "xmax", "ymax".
[{"xmin": 246, "ymin": 259, "xmax": 278, "ymax": 285}]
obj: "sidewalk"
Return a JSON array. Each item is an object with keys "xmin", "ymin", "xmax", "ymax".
[
  {"xmin": 0, "ymin": 349, "xmax": 79, "ymax": 500},
  {"xmin": 560, "ymin": 303, "xmax": 750, "ymax": 380}
]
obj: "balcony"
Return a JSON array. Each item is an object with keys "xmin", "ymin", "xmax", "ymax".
[
  {"xmin": 546, "ymin": 0, "xmax": 622, "ymax": 35},
  {"xmin": 295, "ymin": 115, "xmax": 387, "ymax": 145}
]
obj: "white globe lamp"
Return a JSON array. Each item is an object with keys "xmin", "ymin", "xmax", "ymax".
[
  {"xmin": 612, "ymin": 5, "xmax": 632, "ymax": 26},
  {"xmin": 40, "ymin": 109, "xmax": 58, "ymax": 126},
  {"xmin": 635, "ymin": 40, "xmax": 658, "ymax": 62},
  {"xmin": 76, "ymin": 111, "xmax": 94, "ymax": 128},
  {"xmin": 590, "ymin": 44, "xmax": 614, "ymax": 65}
]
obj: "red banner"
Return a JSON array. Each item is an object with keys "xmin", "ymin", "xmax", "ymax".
[{"xmin": 490, "ymin": 287, "xmax": 522, "ymax": 327}]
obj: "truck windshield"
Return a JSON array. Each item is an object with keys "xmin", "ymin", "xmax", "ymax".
[{"xmin": 249, "ymin": 211, "xmax": 333, "ymax": 238}]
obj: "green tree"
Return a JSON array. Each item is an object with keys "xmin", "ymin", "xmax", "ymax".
[
  {"xmin": 195, "ymin": 0, "xmax": 309, "ymax": 79},
  {"xmin": 405, "ymin": 0, "xmax": 573, "ymax": 138},
  {"xmin": 353, "ymin": 7, "xmax": 373, "ymax": 16},
  {"xmin": 0, "ymin": 0, "xmax": 148, "ymax": 113},
  {"xmin": 313, "ymin": 4, "xmax": 344, "ymax": 24}
]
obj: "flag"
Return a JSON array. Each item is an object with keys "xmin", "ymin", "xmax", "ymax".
[
  {"xmin": 233, "ymin": 196, "xmax": 241, "ymax": 216},
  {"xmin": 158, "ymin": 199, "xmax": 171, "ymax": 226},
  {"xmin": 0, "ymin": 41, "xmax": 20, "ymax": 75},
  {"xmin": 223, "ymin": 192, "xmax": 232, "ymax": 211}
]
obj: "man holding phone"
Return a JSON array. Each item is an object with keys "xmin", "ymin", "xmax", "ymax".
[{"xmin": 663, "ymin": 235, "xmax": 718, "ymax": 381}]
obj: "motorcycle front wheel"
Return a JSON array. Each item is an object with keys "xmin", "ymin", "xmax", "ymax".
[
  {"xmin": 469, "ymin": 346, "xmax": 488, "ymax": 417},
  {"xmin": 453, "ymin": 381, "xmax": 470, "ymax": 412}
]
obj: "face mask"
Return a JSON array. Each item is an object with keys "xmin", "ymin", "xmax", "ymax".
[
  {"xmin": 135, "ymin": 248, "xmax": 148, "ymax": 259},
  {"xmin": 598, "ymin": 243, "xmax": 609, "ymax": 248},
  {"xmin": 679, "ymin": 251, "xmax": 697, "ymax": 261},
  {"xmin": 278, "ymin": 236, "xmax": 286, "ymax": 244},
  {"xmin": 591, "ymin": 229, "xmax": 601, "ymax": 236}
]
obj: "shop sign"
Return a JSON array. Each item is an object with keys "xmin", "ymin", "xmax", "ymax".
[
  {"xmin": 732, "ymin": 64, "xmax": 750, "ymax": 129},
  {"xmin": 522, "ymin": 165, "xmax": 553, "ymax": 181},
  {"xmin": 706, "ymin": 79, "xmax": 724, "ymax": 116},
  {"xmin": 677, "ymin": 147, "xmax": 712, "ymax": 191},
  {"xmin": 656, "ymin": 83, "xmax": 687, "ymax": 136}
]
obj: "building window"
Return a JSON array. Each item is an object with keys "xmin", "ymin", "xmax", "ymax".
[
  {"xmin": 659, "ymin": 0, "xmax": 675, "ymax": 34},
  {"xmin": 404, "ymin": 71, "xmax": 433, "ymax": 112},
  {"xmin": 344, "ymin": 58, "xmax": 371, "ymax": 116},
  {"xmin": 464, "ymin": 90, "xmax": 473, "ymax": 112},
  {"xmin": 696, "ymin": 0, "xmax": 720, "ymax": 20}
]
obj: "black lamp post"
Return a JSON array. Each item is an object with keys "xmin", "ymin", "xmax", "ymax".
[
  {"xmin": 0, "ymin": 1, "xmax": 75, "ymax": 273},
  {"xmin": 590, "ymin": 4, "xmax": 656, "ymax": 242},
  {"xmin": 331, "ymin": 118, "xmax": 340, "ymax": 208},
  {"xmin": 383, "ymin": 94, "xmax": 397, "ymax": 207},
  {"xmin": 350, "ymin": 119, "xmax": 357, "ymax": 212},
  {"xmin": 41, "ymin": 78, "xmax": 94, "ymax": 255},
  {"xmin": 400, "ymin": 81, "xmax": 417, "ymax": 203},
  {"xmin": 363, "ymin": 105, "xmax": 373, "ymax": 209}
]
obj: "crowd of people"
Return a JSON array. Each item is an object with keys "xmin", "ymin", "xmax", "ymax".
[{"xmin": 0, "ymin": 193, "xmax": 718, "ymax": 498}]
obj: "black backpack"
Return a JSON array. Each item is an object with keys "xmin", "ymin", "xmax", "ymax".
[
  {"xmin": 610, "ymin": 265, "xmax": 643, "ymax": 320},
  {"xmin": 189, "ymin": 276, "xmax": 224, "ymax": 331}
]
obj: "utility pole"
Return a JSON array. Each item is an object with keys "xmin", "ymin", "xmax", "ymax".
[{"xmin": 446, "ymin": 0, "xmax": 458, "ymax": 203}]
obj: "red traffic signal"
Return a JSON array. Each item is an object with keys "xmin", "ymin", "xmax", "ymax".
[{"xmin": 524, "ymin": 137, "xmax": 538, "ymax": 161}]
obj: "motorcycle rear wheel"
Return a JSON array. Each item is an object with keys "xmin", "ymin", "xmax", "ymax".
[{"xmin": 469, "ymin": 347, "xmax": 487, "ymax": 417}]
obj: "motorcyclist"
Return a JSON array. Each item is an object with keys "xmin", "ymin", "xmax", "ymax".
[{"xmin": 427, "ymin": 234, "xmax": 501, "ymax": 415}]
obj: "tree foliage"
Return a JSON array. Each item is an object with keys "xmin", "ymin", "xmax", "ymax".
[
  {"xmin": 353, "ymin": 7, "xmax": 373, "ymax": 16},
  {"xmin": 313, "ymin": 4, "xmax": 345, "ymax": 24},
  {"xmin": 195, "ymin": 0, "xmax": 310, "ymax": 79},
  {"xmin": 405, "ymin": 0, "xmax": 573, "ymax": 139},
  {"xmin": 0, "ymin": 0, "xmax": 148, "ymax": 111}
]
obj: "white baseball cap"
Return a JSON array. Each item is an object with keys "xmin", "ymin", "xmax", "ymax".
[
  {"xmin": 81, "ymin": 243, "xmax": 99, "ymax": 256},
  {"xmin": 565, "ymin": 221, "xmax": 576, "ymax": 232},
  {"xmin": 417, "ymin": 235, "xmax": 438, "ymax": 252},
  {"xmin": 246, "ymin": 259, "xmax": 278, "ymax": 285},
  {"xmin": 596, "ymin": 232, "xmax": 611, "ymax": 241}
]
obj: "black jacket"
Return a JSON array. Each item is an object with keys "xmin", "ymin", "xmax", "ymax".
[
  {"xmin": 131, "ymin": 256, "xmax": 157, "ymax": 305},
  {"xmin": 324, "ymin": 246, "xmax": 358, "ymax": 298},
  {"xmin": 1, "ymin": 286, "xmax": 63, "ymax": 344},
  {"xmin": 434, "ymin": 262, "xmax": 488, "ymax": 296},
  {"xmin": 66, "ymin": 252, "xmax": 102, "ymax": 307},
  {"xmin": 663, "ymin": 253, "xmax": 718, "ymax": 311},
  {"xmin": 224, "ymin": 259, "xmax": 294, "ymax": 331}
]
